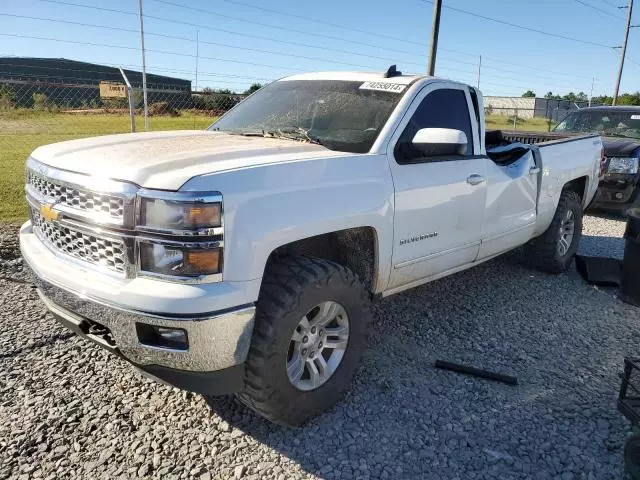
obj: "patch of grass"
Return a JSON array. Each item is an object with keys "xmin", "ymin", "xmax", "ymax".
[
  {"xmin": 0, "ymin": 111, "xmax": 557, "ymax": 223},
  {"xmin": 485, "ymin": 115, "xmax": 553, "ymax": 132},
  {"xmin": 0, "ymin": 110, "xmax": 214, "ymax": 223}
]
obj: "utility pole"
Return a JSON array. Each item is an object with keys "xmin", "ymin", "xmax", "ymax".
[
  {"xmin": 138, "ymin": 0, "xmax": 149, "ymax": 130},
  {"xmin": 613, "ymin": 0, "xmax": 633, "ymax": 106},
  {"xmin": 477, "ymin": 55, "xmax": 482, "ymax": 89},
  {"xmin": 195, "ymin": 30, "xmax": 200, "ymax": 93},
  {"xmin": 588, "ymin": 76, "xmax": 595, "ymax": 107},
  {"xmin": 427, "ymin": 0, "xmax": 443, "ymax": 76}
]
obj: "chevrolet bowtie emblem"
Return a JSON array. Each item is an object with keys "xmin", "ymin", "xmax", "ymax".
[{"xmin": 40, "ymin": 203, "xmax": 60, "ymax": 222}]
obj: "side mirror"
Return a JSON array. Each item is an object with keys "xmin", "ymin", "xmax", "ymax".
[{"xmin": 411, "ymin": 128, "xmax": 468, "ymax": 156}]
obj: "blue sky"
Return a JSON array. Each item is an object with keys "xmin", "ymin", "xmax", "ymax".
[{"xmin": 1, "ymin": 0, "xmax": 639, "ymax": 97}]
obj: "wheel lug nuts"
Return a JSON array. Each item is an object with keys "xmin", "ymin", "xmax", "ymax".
[
  {"xmin": 318, "ymin": 342, "xmax": 323, "ymax": 348},
  {"xmin": 301, "ymin": 348, "xmax": 308, "ymax": 356},
  {"xmin": 309, "ymin": 351, "xmax": 315, "ymax": 358},
  {"xmin": 311, "ymin": 326, "xmax": 317, "ymax": 334},
  {"xmin": 302, "ymin": 336, "xmax": 309, "ymax": 343},
  {"xmin": 319, "ymin": 329, "xmax": 324, "ymax": 336}
]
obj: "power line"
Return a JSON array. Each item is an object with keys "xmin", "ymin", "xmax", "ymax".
[
  {"xmin": 224, "ymin": 0, "xmax": 599, "ymax": 80},
  {"xmin": 0, "ymin": 13, "xmax": 398, "ymax": 71},
  {"xmin": 38, "ymin": 0, "xmax": 137, "ymax": 16},
  {"xmin": 0, "ymin": 33, "xmax": 305, "ymax": 72},
  {"xmin": 599, "ymin": 0, "xmax": 624, "ymax": 7},
  {"xmin": 436, "ymin": 57, "xmax": 594, "ymax": 89},
  {"xmin": 36, "ymin": 0, "xmax": 425, "ymax": 66},
  {"xmin": 0, "ymin": 58, "xmax": 273, "ymax": 83},
  {"xmin": 150, "ymin": 0, "xmax": 425, "ymax": 58},
  {"xmin": 420, "ymin": 0, "xmax": 617, "ymax": 48},
  {"xmin": 573, "ymin": 0, "xmax": 626, "ymax": 19},
  {"xmin": 19, "ymin": 0, "xmax": 606, "ymax": 94},
  {"xmin": 34, "ymin": 0, "xmax": 597, "ymax": 83},
  {"xmin": 221, "ymin": 0, "xmax": 427, "ymax": 47},
  {"xmin": 478, "ymin": 56, "xmax": 595, "ymax": 81},
  {"xmin": 3, "ymin": 29, "xmax": 593, "ymax": 93}
]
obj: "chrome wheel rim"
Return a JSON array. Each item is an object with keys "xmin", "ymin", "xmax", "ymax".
[
  {"xmin": 558, "ymin": 209, "xmax": 575, "ymax": 256},
  {"xmin": 286, "ymin": 301, "xmax": 350, "ymax": 391}
]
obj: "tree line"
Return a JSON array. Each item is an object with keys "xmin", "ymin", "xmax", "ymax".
[{"xmin": 521, "ymin": 89, "xmax": 640, "ymax": 106}]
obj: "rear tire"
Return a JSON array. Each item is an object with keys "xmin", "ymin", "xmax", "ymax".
[
  {"xmin": 524, "ymin": 190, "xmax": 583, "ymax": 273},
  {"xmin": 236, "ymin": 256, "xmax": 370, "ymax": 426}
]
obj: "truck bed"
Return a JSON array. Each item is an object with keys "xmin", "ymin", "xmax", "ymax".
[
  {"xmin": 485, "ymin": 129, "xmax": 602, "ymax": 240},
  {"xmin": 486, "ymin": 130, "xmax": 598, "ymax": 148}
]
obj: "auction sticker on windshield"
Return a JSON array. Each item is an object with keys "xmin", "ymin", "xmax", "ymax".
[
  {"xmin": 359, "ymin": 82, "xmax": 406, "ymax": 93},
  {"xmin": 631, "ymin": 115, "xmax": 640, "ymax": 120}
]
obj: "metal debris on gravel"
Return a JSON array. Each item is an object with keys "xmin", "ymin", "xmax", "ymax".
[{"xmin": 1, "ymin": 214, "xmax": 637, "ymax": 479}]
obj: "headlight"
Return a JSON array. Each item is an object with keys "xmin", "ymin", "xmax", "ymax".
[
  {"xmin": 607, "ymin": 157, "xmax": 639, "ymax": 174},
  {"xmin": 138, "ymin": 191, "xmax": 222, "ymax": 234},
  {"xmin": 135, "ymin": 190, "xmax": 224, "ymax": 282},
  {"xmin": 139, "ymin": 242, "xmax": 222, "ymax": 278}
]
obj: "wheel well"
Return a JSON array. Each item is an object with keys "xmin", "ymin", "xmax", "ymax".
[
  {"xmin": 563, "ymin": 176, "xmax": 588, "ymax": 202},
  {"xmin": 266, "ymin": 227, "xmax": 378, "ymax": 292}
]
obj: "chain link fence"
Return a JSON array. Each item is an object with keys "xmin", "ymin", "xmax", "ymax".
[
  {"xmin": 0, "ymin": 77, "xmax": 245, "ymax": 222},
  {"xmin": 0, "ymin": 77, "xmax": 244, "ymax": 128}
]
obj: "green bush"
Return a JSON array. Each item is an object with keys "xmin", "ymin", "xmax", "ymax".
[
  {"xmin": 32, "ymin": 93, "xmax": 58, "ymax": 112},
  {"xmin": 148, "ymin": 101, "xmax": 180, "ymax": 117},
  {"xmin": 0, "ymin": 85, "xmax": 15, "ymax": 110}
]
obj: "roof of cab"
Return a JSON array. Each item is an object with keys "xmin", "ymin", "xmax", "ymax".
[{"xmin": 279, "ymin": 71, "xmax": 428, "ymax": 85}]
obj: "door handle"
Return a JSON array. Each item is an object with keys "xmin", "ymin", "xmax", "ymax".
[
  {"xmin": 529, "ymin": 167, "xmax": 541, "ymax": 174},
  {"xmin": 466, "ymin": 174, "xmax": 485, "ymax": 186}
]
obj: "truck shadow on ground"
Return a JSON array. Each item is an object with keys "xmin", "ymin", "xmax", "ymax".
[{"xmin": 203, "ymin": 228, "xmax": 633, "ymax": 478}]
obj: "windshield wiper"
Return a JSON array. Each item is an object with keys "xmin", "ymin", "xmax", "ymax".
[
  {"xmin": 223, "ymin": 129, "xmax": 265, "ymax": 137},
  {"xmin": 223, "ymin": 127, "xmax": 326, "ymax": 145},
  {"xmin": 265, "ymin": 126, "xmax": 323, "ymax": 146}
]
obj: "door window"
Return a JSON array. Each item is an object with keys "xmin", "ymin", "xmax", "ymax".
[{"xmin": 395, "ymin": 88, "xmax": 474, "ymax": 164}]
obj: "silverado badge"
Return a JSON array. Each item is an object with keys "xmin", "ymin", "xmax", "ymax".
[
  {"xmin": 399, "ymin": 232, "xmax": 438, "ymax": 245},
  {"xmin": 40, "ymin": 203, "xmax": 60, "ymax": 222}
]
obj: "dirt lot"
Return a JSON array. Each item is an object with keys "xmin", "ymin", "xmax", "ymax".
[{"xmin": 0, "ymin": 214, "xmax": 637, "ymax": 479}]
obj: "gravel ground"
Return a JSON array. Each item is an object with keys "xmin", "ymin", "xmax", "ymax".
[{"xmin": 1, "ymin": 215, "xmax": 638, "ymax": 480}]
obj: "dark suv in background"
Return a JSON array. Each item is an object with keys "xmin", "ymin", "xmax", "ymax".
[{"xmin": 554, "ymin": 106, "xmax": 640, "ymax": 214}]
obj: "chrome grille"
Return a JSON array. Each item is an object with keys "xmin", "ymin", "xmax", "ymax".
[
  {"xmin": 31, "ymin": 208, "xmax": 127, "ymax": 274},
  {"xmin": 27, "ymin": 170, "xmax": 125, "ymax": 220}
]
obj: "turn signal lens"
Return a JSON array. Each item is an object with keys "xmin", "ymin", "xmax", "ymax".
[{"xmin": 186, "ymin": 250, "xmax": 220, "ymax": 273}]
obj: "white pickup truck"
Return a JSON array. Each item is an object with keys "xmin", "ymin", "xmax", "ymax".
[{"xmin": 20, "ymin": 68, "xmax": 602, "ymax": 425}]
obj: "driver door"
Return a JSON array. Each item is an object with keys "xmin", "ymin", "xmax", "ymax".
[{"xmin": 386, "ymin": 84, "xmax": 488, "ymax": 291}]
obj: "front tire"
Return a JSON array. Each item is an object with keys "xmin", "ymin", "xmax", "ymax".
[
  {"xmin": 524, "ymin": 189, "xmax": 583, "ymax": 273},
  {"xmin": 236, "ymin": 256, "xmax": 370, "ymax": 426}
]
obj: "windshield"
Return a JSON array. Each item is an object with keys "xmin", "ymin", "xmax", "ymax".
[
  {"xmin": 554, "ymin": 110, "xmax": 640, "ymax": 139},
  {"xmin": 208, "ymin": 80, "xmax": 408, "ymax": 153}
]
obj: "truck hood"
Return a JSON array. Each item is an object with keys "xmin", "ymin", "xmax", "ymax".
[
  {"xmin": 31, "ymin": 130, "xmax": 345, "ymax": 190},
  {"xmin": 602, "ymin": 137, "xmax": 640, "ymax": 157}
]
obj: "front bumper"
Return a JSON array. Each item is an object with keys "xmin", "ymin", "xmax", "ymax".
[
  {"xmin": 20, "ymin": 222, "xmax": 257, "ymax": 395},
  {"xmin": 591, "ymin": 173, "xmax": 640, "ymax": 212}
]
